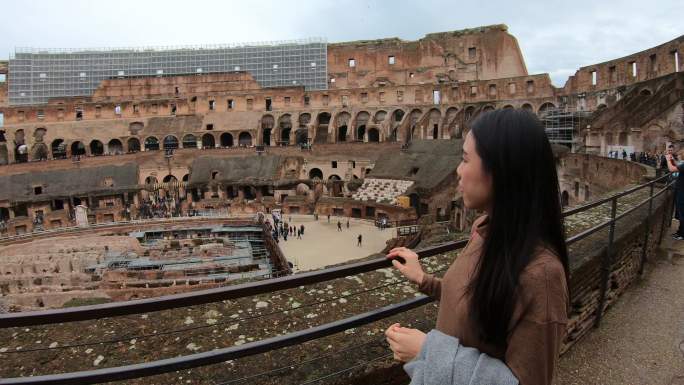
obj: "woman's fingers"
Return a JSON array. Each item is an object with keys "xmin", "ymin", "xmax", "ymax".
[{"xmin": 391, "ymin": 259, "xmax": 405, "ymax": 271}]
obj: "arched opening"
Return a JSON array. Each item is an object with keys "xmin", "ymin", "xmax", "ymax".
[
  {"xmin": 108, "ymin": 139, "xmax": 123, "ymax": 155},
  {"xmin": 182, "ymin": 134, "xmax": 197, "ymax": 149},
  {"xmin": 127, "ymin": 138, "xmax": 141, "ymax": 153},
  {"xmin": 309, "ymin": 168, "xmax": 323, "ymax": 180},
  {"xmin": 561, "ymin": 191, "xmax": 569, "ymax": 207},
  {"xmin": 31, "ymin": 143, "xmax": 49, "ymax": 161},
  {"xmin": 163, "ymin": 175, "xmax": 178, "ymax": 183},
  {"xmin": 355, "ymin": 111, "xmax": 370, "ymax": 142},
  {"xmin": 357, "ymin": 125, "xmax": 366, "ymax": 141},
  {"xmin": 13, "ymin": 129, "xmax": 27, "ymax": 163},
  {"xmin": 521, "ymin": 103, "xmax": 533, "ymax": 112},
  {"xmin": 0, "ymin": 207, "xmax": 9, "ymax": 222},
  {"xmin": 639, "ymin": 89, "xmax": 652, "ymax": 96},
  {"xmin": 503, "ymin": 105, "xmax": 514, "ymax": 109},
  {"xmin": 295, "ymin": 128, "xmax": 308, "ymax": 145},
  {"xmin": 281, "ymin": 128, "xmax": 291, "ymax": 145},
  {"xmin": 51, "ymin": 139, "xmax": 66, "ymax": 159},
  {"xmin": 182, "ymin": 174, "xmax": 189, "ymax": 182},
  {"xmin": 464, "ymin": 106, "xmax": 475, "ymax": 122},
  {"xmin": 89, "ymin": 140, "xmax": 104, "ymax": 156},
  {"xmin": 367, "ymin": 128, "xmax": 380, "ymax": 142},
  {"xmin": 373, "ymin": 110, "xmax": 387, "ymax": 124},
  {"xmin": 392, "ymin": 109, "xmax": 405, "ymax": 123},
  {"xmin": 338, "ymin": 126, "xmax": 348, "ymax": 142},
  {"xmin": 201, "ymin": 133, "xmax": 215, "ymax": 149},
  {"xmin": 482, "ymin": 105, "xmax": 495, "ymax": 113},
  {"xmin": 278, "ymin": 114, "xmax": 293, "ymax": 145},
  {"xmin": 618, "ymin": 132, "xmax": 628, "ymax": 146},
  {"xmin": 145, "ymin": 176, "xmax": 158, "ymax": 185},
  {"xmin": 163, "ymin": 135, "xmax": 179, "ymax": 150},
  {"xmin": 390, "ymin": 109, "xmax": 405, "ymax": 142},
  {"xmin": 220, "ymin": 132, "xmax": 234, "ymax": 148},
  {"xmin": 144, "ymin": 137, "xmax": 159, "ymax": 151},
  {"xmin": 261, "ymin": 115, "xmax": 274, "ymax": 146},
  {"xmin": 238, "ymin": 132, "xmax": 253, "ymax": 147},
  {"xmin": 427, "ymin": 109, "xmax": 441, "ymax": 139},
  {"xmin": 538, "ymin": 102, "xmax": 556, "ymax": 115},
  {"xmin": 315, "ymin": 112, "xmax": 331, "ymax": 144}
]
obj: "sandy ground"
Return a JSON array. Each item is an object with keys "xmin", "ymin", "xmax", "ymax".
[{"xmin": 275, "ymin": 215, "xmax": 395, "ymax": 271}]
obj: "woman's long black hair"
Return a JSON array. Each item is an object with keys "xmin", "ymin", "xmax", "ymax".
[{"xmin": 467, "ymin": 108, "xmax": 569, "ymax": 348}]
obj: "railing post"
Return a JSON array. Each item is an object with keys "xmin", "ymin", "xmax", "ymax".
[
  {"xmin": 595, "ymin": 196, "xmax": 617, "ymax": 328},
  {"xmin": 638, "ymin": 183, "xmax": 655, "ymax": 276}
]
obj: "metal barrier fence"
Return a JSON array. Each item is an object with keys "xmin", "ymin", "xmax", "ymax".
[{"xmin": 0, "ymin": 173, "xmax": 674, "ymax": 385}]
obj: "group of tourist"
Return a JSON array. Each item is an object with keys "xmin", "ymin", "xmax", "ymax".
[
  {"xmin": 266, "ymin": 214, "xmax": 305, "ymax": 243},
  {"xmin": 136, "ymin": 195, "xmax": 181, "ymax": 219}
]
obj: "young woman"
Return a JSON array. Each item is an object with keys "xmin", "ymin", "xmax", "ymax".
[{"xmin": 385, "ymin": 109, "xmax": 570, "ymax": 385}]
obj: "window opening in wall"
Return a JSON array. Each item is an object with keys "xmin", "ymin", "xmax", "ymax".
[
  {"xmin": 351, "ymin": 161, "xmax": 356, "ymax": 168},
  {"xmin": 341, "ymin": 95, "xmax": 349, "ymax": 107},
  {"xmin": 630, "ymin": 61, "xmax": 637, "ymax": 77},
  {"xmin": 330, "ymin": 77, "xmax": 336, "ymax": 84},
  {"xmin": 37, "ymin": 110, "xmax": 45, "ymax": 120},
  {"xmin": 348, "ymin": 58, "xmax": 355, "ymax": 67},
  {"xmin": 206, "ymin": 124, "xmax": 214, "ymax": 130},
  {"xmin": 170, "ymin": 104, "xmax": 177, "ymax": 115},
  {"xmin": 75, "ymin": 109, "xmax": 83, "ymax": 120},
  {"xmin": 388, "ymin": 55, "xmax": 395, "ymax": 65},
  {"xmin": 284, "ymin": 97, "xmax": 291, "ymax": 105},
  {"xmin": 526, "ymin": 80, "xmax": 535, "ymax": 93},
  {"xmin": 397, "ymin": 90, "xmax": 404, "ymax": 102},
  {"xmin": 174, "ymin": 86, "xmax": 179, "ymax": 96},
  {"xmin": 209, "ymin": 100, "xmax": 216, "ymax": 110},
  {"xmin": 247, "ymin": 98, "xmax": 253, "ymax": 110},
  {"xmin": 488, "ymin": 84, "xmax": 496, "ymax": 96},
  {"xmin": 468, "ymin": 47, "xmax": 476, "ymax": 59},
  {"xmin": 265, "ymin": 97, "xmax": 272, "ymax": 111},
  {"xmin": 115, "ymin": 104, "xmax": 122, "ymax": 115},
  {"xmin": 227, "ymin": 99, "xmax": 234, "ymax": 109},
  {"xmin": 34, "ymin": 186, "xmax": 42, "ymax": 195},
  {"xmin": 674, "ymin": 50, "xmax": 680, "ymax": 72},
  {"xmin": 133, "ymin": 104, "xmax": 139, "ymax": 113},
  {"xmin": 508, "ymin": 82, "xmax": 516, "ymax": 95},
  {"xmin": 361, "ymin": 92, "xmax": 368, "ymax": 103},
  {"xmin": 649, "ymin": 54, "xmax": 657, "ymax": 73},
  {"xmin": 304, "ymin": 95, "xmax": 310, "ymax": 106},
  {"xmin": 409, "ymin": 72, "xmax": 414, "ymax": 78},
  {"xmin": 609, "ymin": 66, "xmax": 617, "ymax": 82},
  {"xmin": 470, "ymin": 86, "xmax": 477, "ymax": 96},
  {"xmin": 591, "ymin": 70, "xmax": 597, "ymax": 86},
  {"xmin": 332, "ymin": 161, "xmax": 338, "ymax": 168},
  {"xmin": 433, "ymin": 90, "xmax": 441, "ymax": 104},
  {"xmin": 379, "ymin": 92, "xmax": 385, "ymax": 103},
  {"xmin": 322, "ymin": 95, "xmax": 329, "ymax": 106}
]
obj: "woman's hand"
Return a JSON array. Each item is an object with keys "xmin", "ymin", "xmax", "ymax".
[
  {"xmin": 385, "ymin": 323, "xmax": 427, "ymax": 362},
  {"xmin": 386, "ymin": 247, "xmax": 425, "ymax": 285}
]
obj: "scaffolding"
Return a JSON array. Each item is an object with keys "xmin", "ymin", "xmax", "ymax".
[
  {"xmin": 8, "ymin": 38, "xmax": 328, "ymax": 106},
  {"xmin": 539, "ymin": 107, "xmax": 593, "ymax": 152}
]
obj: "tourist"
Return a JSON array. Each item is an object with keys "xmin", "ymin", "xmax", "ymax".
[
  {"xmin": 665, "ymin": 149, "xmax": 684, "ymax": 240},
  {"xmin": 357, "ymin": 234, "xmax": 362, "ymax": 246},
  {"xmin": 297, "ymin": 228, "xmax": 302, "ymax": 239},
  {"xmin": 385, "ymin": 109, "xmax": 569, "ymax": 385},
  {"xmin": 337, "ymin": 221, "xmax": 342, "ymax": 232},
  {"xmin": 327, "ymin": 214, "xmax": 330, "ymax": 223},
  {"xmin": 346, "ymin": 219, "xmax": 350, "ymax": 229},
  {"xmin": 300, "ymin": 224, "xmax": 305, "ymax": 235}
]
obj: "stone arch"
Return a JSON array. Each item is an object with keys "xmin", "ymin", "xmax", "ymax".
[
  {"xmin": 220, "ymin": 132, "xmax": 234, "ymax": 147},
  {"xmin": 309, "ymin": 168, "xmax": 323, "ymax": 180},
  {"xmin": 521, "ymin": 103, "xmax": 533, "ymax": 112},
  {"xmin": 182, "ymin": 174, "xmax": 190, "ymax": 182},
  {"xmin": 444, "ymin": 107, "xmax": 459, "ymax": 138},
  {"xmin": 31, "ymin": 142, "xmax": 49, "ymax": 161},
  {"xmin": 427, "ymin": 108, "xmax": 441, "ymax": 139},
  {"xmin": 238, "ymin": 131, "xmax": 253, "ymax": 147},
  {"xmin": 407, "ymin": 109, "xmax": 423, "ymax": 142},
  {"xmin": 163, "ymin": 175, "xmax": 178, "ymax": 183},
  {"xmin": 315, "ymin": 112, "xmax": 331, "ymax": 144},
  {"xmin": 482, "ymin": 105, "xmax": 495, "ymax": 113},
  {"xmin": 298, "ymin": 113, "xmax": 311, "ymax": 126},
  {"xmin": 538, "ymin": 102, "xmax": 556, "ymax": 115},
  {"xmin": 464, "ymin": 106, "xmax": 476, "ymax": 121},
  {"xmin": 639, "ymin": 88, "xmax": 653, "ymax": 96},
  {"xmin": 145, "ymin": 176, "xmax": 158, "ymax": 185},
  {"xmin": 90, "ymin": 140, "xmax": 104, "ymax": 156},
  {"xmin": 127, "ymin": 137, "xmax": 141, "ymax": 153},
  {"xmin": 373, "ymin": 110, "xmax": 387, "ymax": 123},
  {"xmin": 334, "ymin": 111, "xmax": 352, "ymax": 142},
  {"xmin": 144, "ymin": 136, "xmax": 159, "ymax": 151},
  {"xmin": 108, "ymin": 139, "xmax": 123, "ymax": 155},
  {"xmin": 182, "ymin": 134, "xmax": 197, "ymax": 149},
  {"xmin": 51, "ymin": 139, "xmax": 67, "ymax": 159},
  {"xmin": 201, "ymin": 133, "xmax": 215, "ymax": 149},
  {"xmin": 278, "ymin": 114, "xmax": 293, "ymax": 145},
  {"xmin": 328, "ymin": 174, "xmax": 341, "ymax": 181},
  {"xmin": 163, "ymin": 135, "xmax": 179, "ymax": 150},
  {"xmin": 295, "ymin": 128, "xmax": 308, "ymax": 145},
  {"xmin": 355, "ymin": 111, "xmax": 370, "ymax": 141},
  {"xmin": 503, "ymin": 104, "xmax": 514, "ymax": 109},
  {"xmin": 261, "ymin": 114, "xmax": 274, "ymax": 146}
]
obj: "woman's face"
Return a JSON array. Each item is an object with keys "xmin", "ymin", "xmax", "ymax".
[{"xmin": 457, "ymin": 132, "xmax": 493, "ymax": 212}]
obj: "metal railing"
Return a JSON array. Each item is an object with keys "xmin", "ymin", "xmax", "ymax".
[{"xmin": 0, "ymin": 173, "xmax": 674, "ymax": 385}]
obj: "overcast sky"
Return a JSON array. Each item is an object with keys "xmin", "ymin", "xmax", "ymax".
[{"xmin": 0, "ymin": 0, "xmax": 682, "ymax": 86}]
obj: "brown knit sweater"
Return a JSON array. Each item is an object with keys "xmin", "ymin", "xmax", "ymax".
[{"xmin": 419, "ymin": 215, "xmax": 569, "ymax": 385}]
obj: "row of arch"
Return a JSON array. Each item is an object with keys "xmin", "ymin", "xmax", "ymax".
[{"xmin": 47, "ymin": 132, "xmax": 255, "ymax": 159}]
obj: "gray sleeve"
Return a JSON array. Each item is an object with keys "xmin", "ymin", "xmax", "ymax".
[{"xmin": 403, "ymin": 330, "xmax": 519, "ymax": 385}]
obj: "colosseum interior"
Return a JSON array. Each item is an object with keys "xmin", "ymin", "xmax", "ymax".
[{"xmin": 0, "ymin": 23, "xmax": 682, "ymax": 384}]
